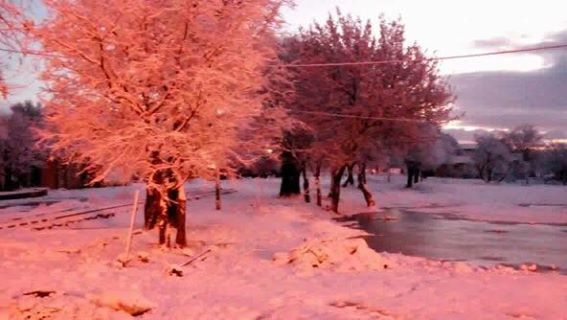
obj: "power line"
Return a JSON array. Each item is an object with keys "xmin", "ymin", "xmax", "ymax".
[
  {"xmin": 290, "ymin": 110, "xmax": 433, "ymax": 123},
  {"xmin": 3, "ymin": 43, "xmax": 567, "ymax": 65},
  {"xmin": 3, "ymin": 42, "xmax": 567, "ymax": 71},
  {"xmin": 279, "ymin": 43, "xmax": 567, "ymax": 68}
]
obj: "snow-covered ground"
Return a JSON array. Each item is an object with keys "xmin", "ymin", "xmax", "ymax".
[
  {"xmin": 0, "ymin": 177, "xmax": 565, "ymax": 319},
  {"xmin": 365, "ymin": 175, "xmax": 567, "ymax": 225}
]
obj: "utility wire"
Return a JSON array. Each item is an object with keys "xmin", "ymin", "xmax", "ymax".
[
  {"xmin": 283, "ymin": 44, "xmax": 567, "ymax": 122},
  {"xmin": 3, "ymin": 39, "xmax": 561, "ymax": 125},
  {"xmin": 290, "ymin": 110, "xmax": 435, "ymax": 123},
  {"xmin": 2, "ymin": 42, "xmax": 567, "ymax": 64},
  {"xmin": 279, "ymin": 43, "xmax": 567, "ymax": 68}
]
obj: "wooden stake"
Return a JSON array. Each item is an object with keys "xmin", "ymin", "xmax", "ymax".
[{"xmin": 124, "ymin": 190, "xmax": 140, "ymax": 263}]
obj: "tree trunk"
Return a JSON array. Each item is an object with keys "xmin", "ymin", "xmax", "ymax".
[
  {"xmin": 314, "ymin": 162, "xmax": 322, "ymax": 207},
  {"xmin": 215, "ymin": 174, "xmax": 221, "ymax": 210},
  {"xmin": 476, "ymin": 165, "xmax": 485, "ymax": 182},
  {"xmin": 413, "ymin": 168, "xmax": 420, "ymax": 184},
  {"xmin": 302, "ymin": 165, "xmax": 310, "ymax": 203},
  {"xmin": 342, "ymin": 163, "xmax": 355, "ymax": 187},
  {"xmin": 157, "ymin": 191, "xmax": 168, "ymax": 246},
  {"xmin": 145, "ymin": 182, "xmax": 187, "ymax": 248},
  {"xmin": 4, "ymin": 167, "xmax": 14, "ymax": 191},
  {"xmin": 406, "ymin": 164, "xmax": 414, "ymax": 188},
  {"xmin": 330, "ymin": 165, "xmax": 346, "ymax": 213},
  {"xmin": 172, "ymin": 184, "xmax": 187, "ymax": 247},
  {"xmin": 144, "ymin": 187, "xmax": 161, "ymax": 229},
  {"xmin": 279, "ymin": 151, "xmax": 301, "ymax": 197},
  {"xmin": 359, "ymin": 164, "xmax": 367, "ymax": 184},
  {"xmin": 357, "ymin": 163, "xmax": 375, "ymax": 207},
  {"xmin": 523, "ymin": 151, "xmax": 531, "ymax": 185},
  {"xmin": 498, "ymin": 165, "xmax": 513, "ymax": 183},
  {"xmin": 159, "ymin": 184, "xmax": 187, "ymax": 248},
  {"xmin": 524, "ymin": 163, "xmax": 530, "ymax": 185}
]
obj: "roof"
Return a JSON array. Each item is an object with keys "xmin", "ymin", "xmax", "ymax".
[{"xmin": 447, "ymin": 155, "xmax": 474, "ymax": 165}]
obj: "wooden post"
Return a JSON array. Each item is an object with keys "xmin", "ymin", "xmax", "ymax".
[{"xmin": 124, "ymin": 190, "xmax": 140, "ymax": 263}]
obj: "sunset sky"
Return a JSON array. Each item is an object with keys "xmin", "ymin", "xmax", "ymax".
[
  {"xmin": 3, "ymin": 0, "xmax": 567, "ymax": 142},
  {"xmin": 283, "ymin": 0, "xmax": 567, "ymax": 141}
]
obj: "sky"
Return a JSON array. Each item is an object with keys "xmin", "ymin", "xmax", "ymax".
[
  {"xmin": 282, "ymin": 0, "xmax": 566, "ymax": 73},
  {"xmin": 2, "ymin": 0, "xmax": 567, "ymax": 142},
  {"xmin": 282, "ymin": 0, "xmax": 567, "ymax": 142}
]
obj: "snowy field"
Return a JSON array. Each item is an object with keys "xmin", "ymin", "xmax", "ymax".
[
  {"xmin": 0, "ymin": 177, "xmax": 566, "ymax": 319},
  {"xmin": 349, "ymin": 175, "xmax": 567, "ymax": 225}
]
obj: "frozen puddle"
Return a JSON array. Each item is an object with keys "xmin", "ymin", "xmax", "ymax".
[{"xmin": 347, "ymin": 209, "xmax": 567, "ymax": 274}]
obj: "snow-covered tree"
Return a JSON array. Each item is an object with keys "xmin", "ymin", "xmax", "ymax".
[
  {"xmin": 501, "ymin": 124, "xmax": 543, "ymax": 183},
  {"xmin": 0, "ymin": 0, "xmax": 25, "ymax": 98},
  {"xmin": 32, "ymin": 0, "xmax": 290, "ymax": 247},
  {"xmin": 6, "ymin": 101, "xmax": 43, "ymax": 183},
  {"xmin": 544, "ymin": 143, "xmax": 567, "ymax": 185},
  {"xmin": 279, "ymin": 127, "xmax": 313, "ymax": 201},
  {"xmin": 283, "ymin": 12, "xmax": 452, "ymax": 212},
  {"xmin": 0, "ymin": 101, "xmax": 44, "ymax": 190},
  {"xmin": 405, "ymin": 127, "xmax": 458, "ymax": 188},
  {"xmin": 473, "ymin": 133, "xmax": 512, "ymax": 183},
  {"xmin": 502, "ymin": 125, "xmax": 543, "ymax": 157}
]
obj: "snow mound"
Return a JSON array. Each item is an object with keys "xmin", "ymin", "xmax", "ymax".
[
  {"xmin": 89, "ymin": 291, "xmax": 154, "ymax": 316},
  {"xmin": 2, "ymin": 290, "xmax": 153, "ymax": 319},
  {"xmin": 3, "ymin": 292, "xmax": 132, "ymax": 320},
  {"xmin": 273, "ymin": 238, "xmax": 393, "ymax": 272}
]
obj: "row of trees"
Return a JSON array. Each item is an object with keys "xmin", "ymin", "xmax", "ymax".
[
  {"xmin": 545, "ymin": 143, "xmax": 567, "ymax": 185},
  {"xmin": 1, "ymin": 2, "xmax": 452, "ymax": 246},
  {"xmin": 2, "ymin": 0, "xmax": 563, "ymax": 251},
  {"xmin": 0, "ymin": 101, "xmax": 43, "ymax": 190},
  {"xmin": 1, "ymin": 1, "xmax": 42, "ymax": 191},
  {"xmin": 473, "ymin": 125, "xmax": 567, "ymax": 184}
]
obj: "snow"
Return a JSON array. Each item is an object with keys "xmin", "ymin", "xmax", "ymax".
[
  {"xmin": 0, "ymin": 177, "xmax": 566, "ymax": 319},
  {"xmin": 366, "ymin": 175, "xmax": 567, "ymax": 225}
]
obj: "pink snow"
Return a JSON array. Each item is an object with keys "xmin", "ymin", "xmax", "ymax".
[
  {"xmin": 372, "ymin": 176, "xmax": 567, "ymax": 225},
  {"xmin": 0, "ymin": 178, "xmax": 565, "ymax": 319}
]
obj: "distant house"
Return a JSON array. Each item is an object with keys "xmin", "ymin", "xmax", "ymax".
[
  {"xmin": 437, "ymin": 142, "xmax": 527, "ymax": 181},
  {"xmin": 435, "ymin": 143, "xmax": 477, "ymax": 178},
  {"xmin": 459, "ymin": 142, "xmax": 477, "ymax": 157}
]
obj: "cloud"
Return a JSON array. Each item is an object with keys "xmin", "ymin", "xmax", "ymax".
[
  {"xmin": 443, "ymin": 127, "xmax": 566, "ymax": 144},
  {"xmin": 472, "ymin": 37, "xmax": 513, "ymax": 49},
  {"xmin": 543, "ymin": 130, "xmax": 567, "ymax": 139},
  {"xmin": 442, "ymin": 128, "xmax": 495, "ymax": 143},
  {"xmin": 448, "ymin": 29, "xmax": 567, "ymax": 134}
]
